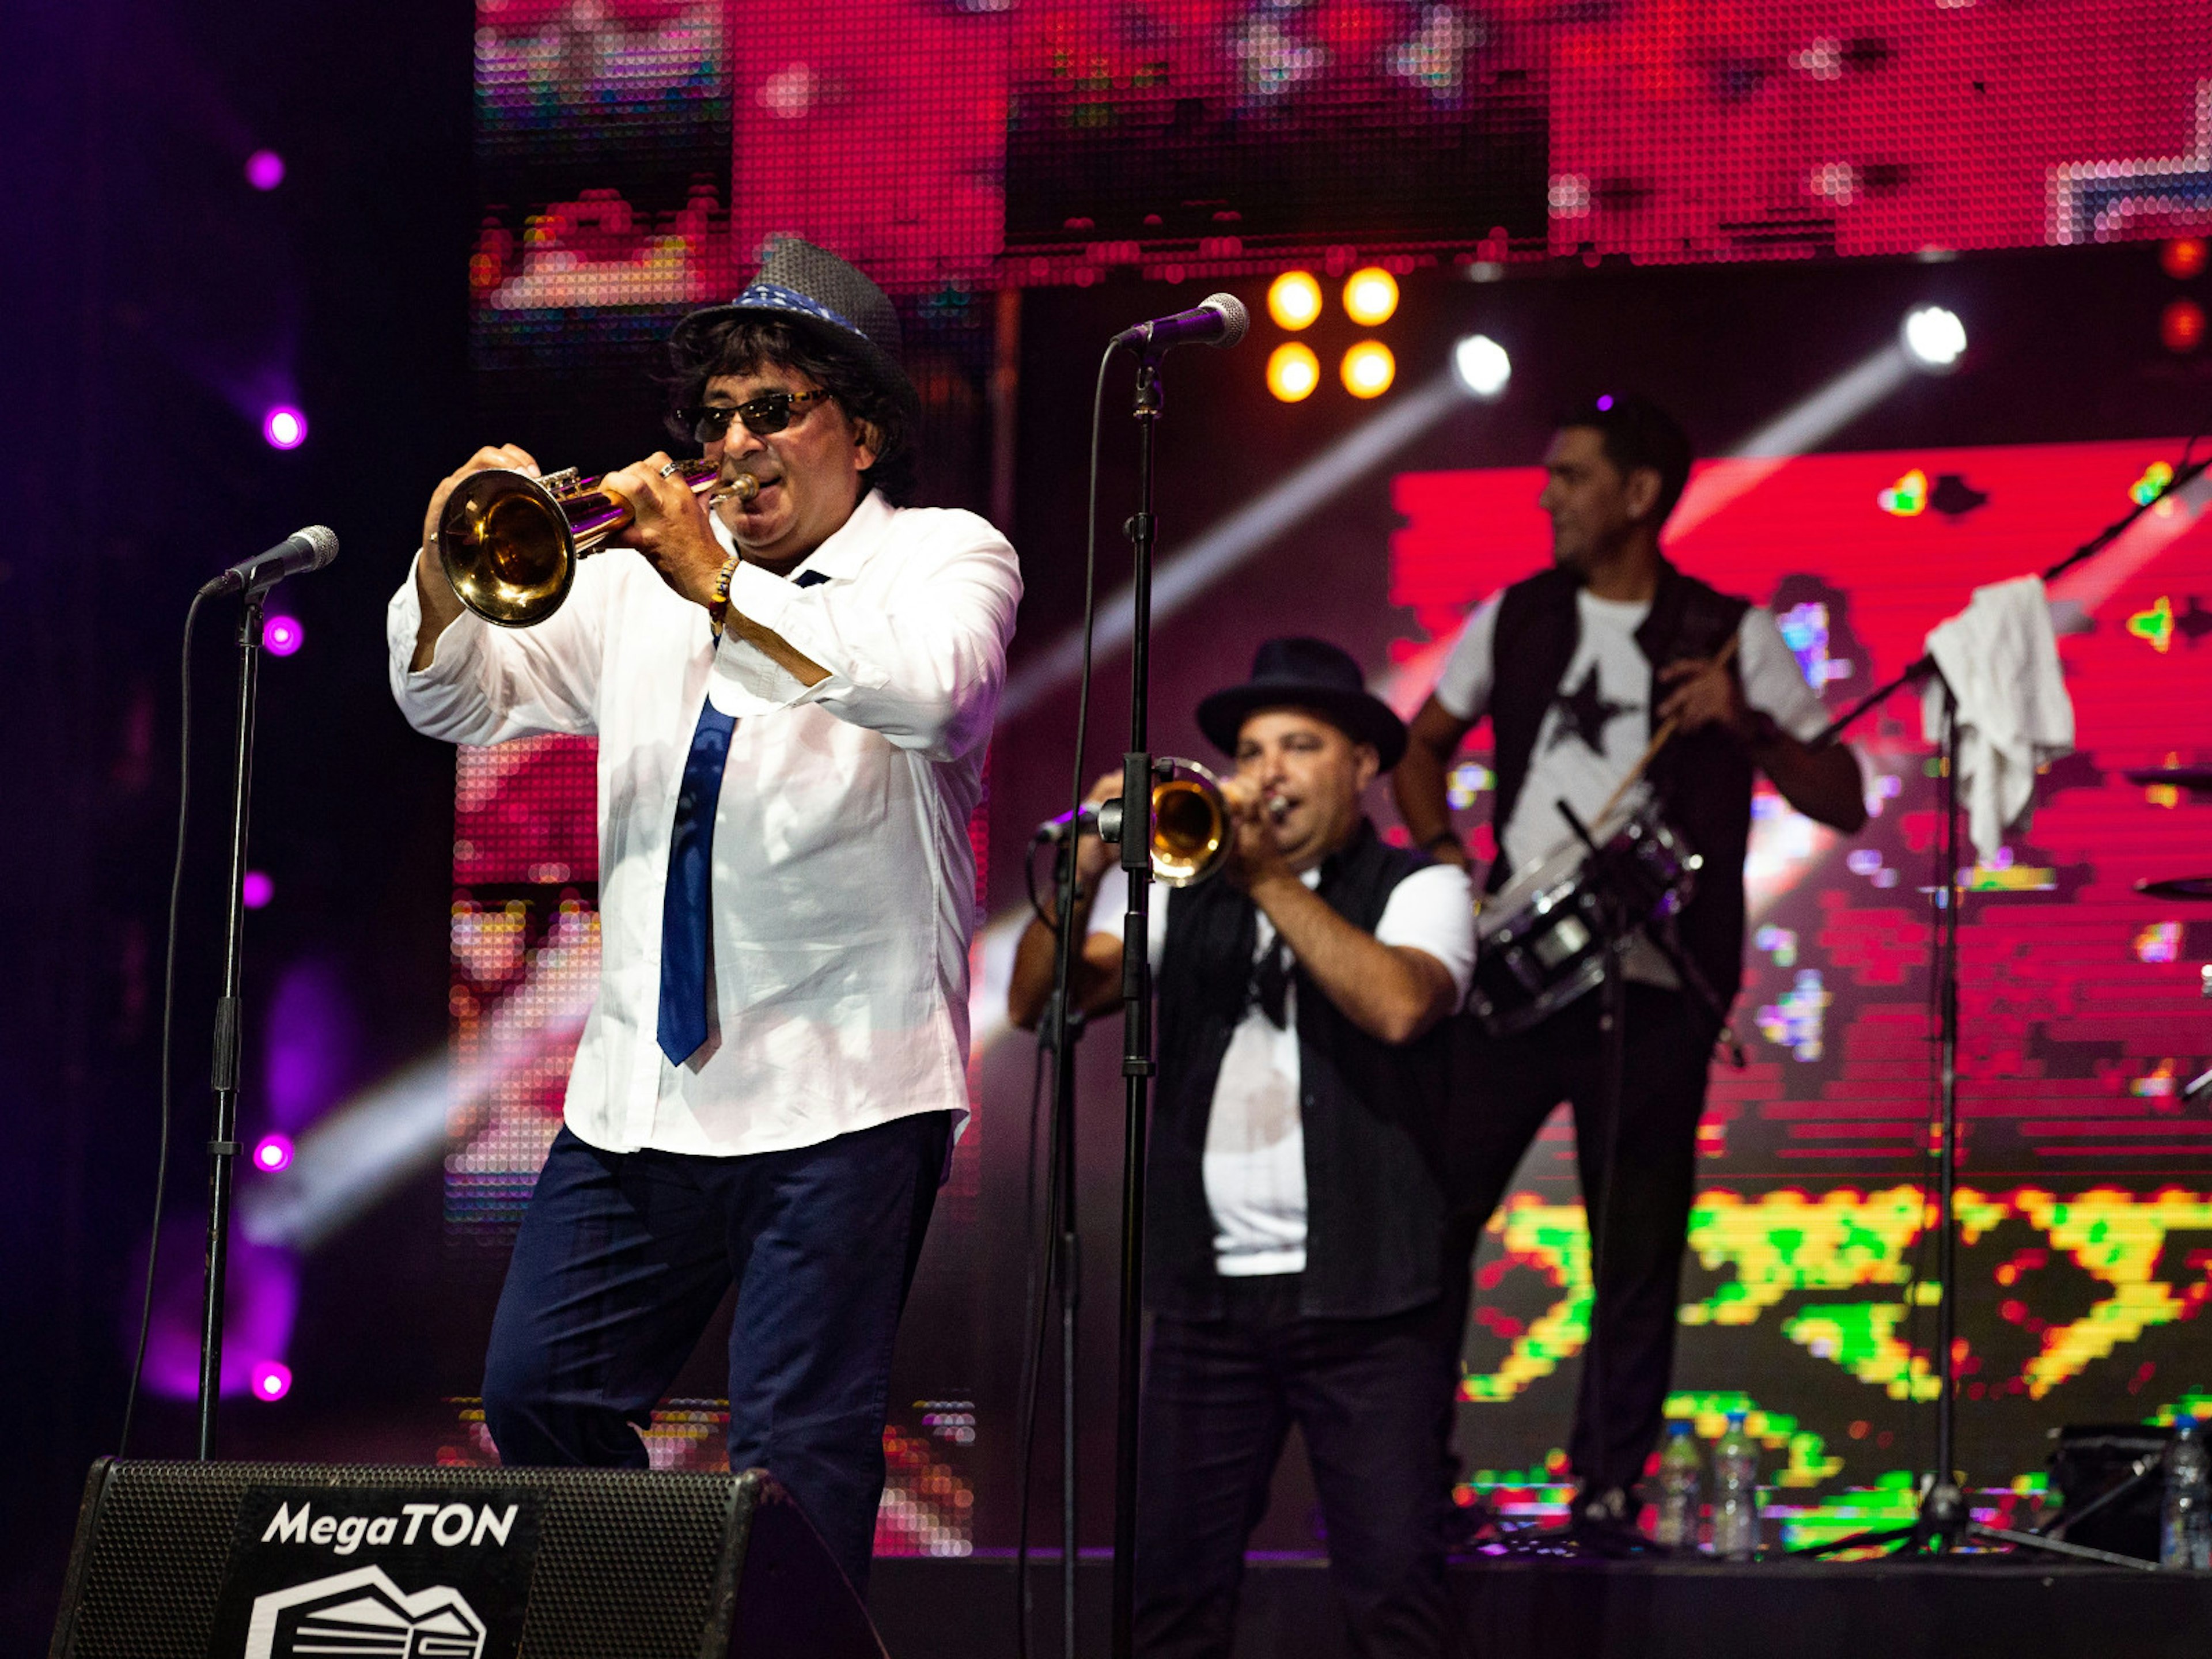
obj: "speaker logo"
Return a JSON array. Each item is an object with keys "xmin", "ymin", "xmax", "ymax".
[
  {"xmin": 244, "ymin": 1566, "xmax": 486, "ymax": 1659},
  {"xmin": 210, "ymin": 1486, "xmax": 540, "ymax": 1659}
]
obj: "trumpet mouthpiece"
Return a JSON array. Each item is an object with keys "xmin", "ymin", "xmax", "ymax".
[{"xmin": 726, "ymin": 473, "xmax": 760, "ymax": 503}]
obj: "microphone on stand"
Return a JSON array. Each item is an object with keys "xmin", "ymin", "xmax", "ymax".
[
  {"xmin": 1114, "ymin": 293, "xmax": 1251, "ymax": 356},
  {"xmin": 200, "ymin": 525, "xmax": 340, "ymax": 596},
  {"xmin": 1035, "ymin": 805, "xmax": 1103, "ymax": 844}
]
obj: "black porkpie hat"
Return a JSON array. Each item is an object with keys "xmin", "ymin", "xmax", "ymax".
[
  {"xmin": 1195, "ymin": 637, "xmax": 1408, "ymax": 772},
  {"xmin": 669, "ymin": 237, "xmax": 919, "ymax": 421}
]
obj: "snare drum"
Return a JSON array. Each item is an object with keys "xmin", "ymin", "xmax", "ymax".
[{"xmin": 1466, "ymin": 801, "xmax": 1700, "ymax": 1036}]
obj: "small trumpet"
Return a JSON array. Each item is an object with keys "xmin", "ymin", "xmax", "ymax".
[
  {"xmin": 1040, "ymin": 759, "xmax": 1233, "ymax": 888},
  {"xmin": 1148, "ymin": 760, "xmax": 1233, "ymax": 886},
  {"xmin": 435, "ymin": 459, "xmax": 758, "ymax": 628}
]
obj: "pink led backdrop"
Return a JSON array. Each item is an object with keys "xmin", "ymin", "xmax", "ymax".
[
  {"xmin": 472, "ymin": 0, "xmax": 2212, "ymax": 329},
  {"xmin": 1389, "ymin": 439, "xmax": 2212, "ymax": 1537}
]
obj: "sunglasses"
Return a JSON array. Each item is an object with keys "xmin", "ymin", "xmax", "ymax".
[{"xmin": 677, "ymin": 389, "xmax": 834, "ymax": 444}]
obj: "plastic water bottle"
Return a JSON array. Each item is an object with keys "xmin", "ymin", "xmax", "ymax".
[
  {"xmin": 1654, "ymin": 1420, "xmax": 1702, "ymax": 1548},
  {"xmin": 2162, "ymin": 1415, "xmax": 2211, "ymax": 1570},
  {"xmin": 1710, "ymin": 1408, "xmax": 1760, "ymax": 1560}
]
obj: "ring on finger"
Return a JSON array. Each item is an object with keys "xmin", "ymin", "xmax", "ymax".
[{"xmin": 658, "ymin": 459, "xmax": 682, "ymax": 478}]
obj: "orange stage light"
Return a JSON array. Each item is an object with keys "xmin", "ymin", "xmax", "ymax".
[
  {"xmin": 1340, "ymin": 340, "xmax": 1396, "ymax": 397},
  {"xmin": 1267, "ymin": 342, "xmax": 1321, "ymax": 402},
  {"xmin": 1267, "ymin": 271, "xmax": 1324, "ymax": 331}
]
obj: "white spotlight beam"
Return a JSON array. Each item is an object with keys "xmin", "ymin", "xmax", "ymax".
[
  {"xmin": 240, "ymin": 935, "xmax": 598, "ymax": 1252},
  {"xmin": 995, "ymin": 373, "xmax": 1467, "ymax": 726},
  {"xmin": 1663, "ymin": 343, "xmax": 1917, "ymax": 543}
]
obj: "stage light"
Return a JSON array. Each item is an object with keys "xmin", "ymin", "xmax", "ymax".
[
  {"xmin": 1342, "ymin": 267, "xmax": 1399, "ymax": 327},
  {"xmin": 252, "ymin": 1134, "xmax": 295, "ymax": 1174},
  {"xmin": 1267, "ymin": 271, "xmax": 1323, "ymax": 331},
  {"xmin": 1900, "ymin": 306, "xmax": 1966, "ymax": 371},
  {"xmin": 2162, "ymin": 238, "xmax": 2207, "ymax": 279},
  {"xmin": 2163, "ymin": 298, "xmax": 2205, "ymax": 353},
  {"xmin": 1451, "ymin": 334, "xmax": 1512, "ymax": 399},
  {"xmin": 264, "ymin": 614, "xmax": 305, "ymax": 657},
  {"xmin": 249, "ymin": 1361, "xmax": 293, "ymax": 1402},
  {"xmin": 1342, "ymin": 341, "xmax": 1396, "ymax": 398},
  {"xmin": 243, "ymin": 870, "xmax": 275, "ymax": 909},
  {"xmin": 1267, "ymin": 342, "xmax": 1321, "ymax": 402},
  {"xmin": 263, "ymin": 406, "xmax": 307, "ymax": 449},
  {"xmin": 245, "ymin": 149, "xmax": 285, "ymax": 191}
]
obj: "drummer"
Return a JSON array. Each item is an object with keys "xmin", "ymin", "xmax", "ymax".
[
  {"xmin": 1007, "ymin": 637, "xmax": 1476, "ymax": 1659},
  {"xmin": 1393, "ymin": 394, "xmax": 1866, "ymax": 1544}
]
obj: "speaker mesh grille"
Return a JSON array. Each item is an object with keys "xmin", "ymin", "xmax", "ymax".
[{"xmin": 56, "ymin": 1460, "xmax": 738, "ymax": 1659}]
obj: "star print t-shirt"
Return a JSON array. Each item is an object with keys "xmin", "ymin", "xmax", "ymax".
[{"xmin": 1432, "ymin": 585, "xmax": 1832, "ymax": 878}]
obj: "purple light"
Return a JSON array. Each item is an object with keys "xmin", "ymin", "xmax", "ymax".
[
  {"xmin": 242, "ymin": 870, "xmax": 275, "ymax": 909},
  {"xmin": 264, "ymin": 614, "xmax": 304, "ymax": 657},
  {"xmin": 136, "ymin": 1229, "xmax": 298, "ymax": 1400},
  {"xmin": 1595, "ymin": 393, "xmax": 1615, "ymax": 411},
  {"xmin": 245, "ymin": 149, "xmax": 285, "ymax": 191},
  {"xmin": 263, "ymin": 406, "xmax": 306, "ymax": 449},
  {"xmin": 250, "ymin": 1361, "xmax": 293, "ymax": 1402},
  {"xmin": 252, "ymin": 1133, "xmax": 294, "ymax": 1173}
]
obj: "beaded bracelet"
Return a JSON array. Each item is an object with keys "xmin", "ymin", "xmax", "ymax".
[{"xmin": 706, "ymin": 555, "xmax": 740, "ymax": 638}]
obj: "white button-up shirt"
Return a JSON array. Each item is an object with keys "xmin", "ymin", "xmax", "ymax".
[{"xmin": 388, "ymin": 490, "xmax": 1021, "ymax": 1157}]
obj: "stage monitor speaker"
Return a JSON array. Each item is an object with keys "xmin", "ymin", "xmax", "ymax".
[
  {"xmin": 2047, "ymin": 1423, "xmax": 2172, "ymax": 1563},
  {"xmin": 48, "ymin": 1458, "xmax": 887, "ymax": 1659}
]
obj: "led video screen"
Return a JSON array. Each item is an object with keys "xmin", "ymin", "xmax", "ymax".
[{"xmin": 469, "ymin": 0, "xmax": 2212, "ymax": 351}]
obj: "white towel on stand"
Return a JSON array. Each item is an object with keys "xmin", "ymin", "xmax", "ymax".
[{"xmin": 1921, "ymin": 574, "xmax": 2075, "ymax": 862}]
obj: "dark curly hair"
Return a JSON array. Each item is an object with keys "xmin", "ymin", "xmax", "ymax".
[
  {"xmin": 1555, "ymin": 393, "xmax": 1695, "ymax": 528},
  {"xmin": 664, "ymin": 313, "xmax": 917, "ymax": 505}
]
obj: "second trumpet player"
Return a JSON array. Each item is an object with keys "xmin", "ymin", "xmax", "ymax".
[{"xmin": 1006, "ymin": 636, "xmax": 1476, "ymax": 1659}]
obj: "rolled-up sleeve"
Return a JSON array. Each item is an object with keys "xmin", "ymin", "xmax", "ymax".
[
  {"xmin": 711, "ymin": 513, "xmax": 1021, "ymax": 761},
  {"xmin": 386, "ymin": 551, "xmax": 605, "ymax": 744}
]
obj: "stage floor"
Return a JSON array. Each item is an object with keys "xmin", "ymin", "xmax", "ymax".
[{"xmin": 868, "ymin": 1552, "xmax": 2207, "ymax": 1659}]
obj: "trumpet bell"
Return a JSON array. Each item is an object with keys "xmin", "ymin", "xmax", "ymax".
[
  {"xmin": 1151, "ymin": 760, "xmax": 1230, "ymax": 887},
  {"xmin": 437, "ymin": 468, "xmax": 578, "ymax": 629},
  {"xmin": 434, "ymin": 456, "xmax": 732, "ymax": 629}
]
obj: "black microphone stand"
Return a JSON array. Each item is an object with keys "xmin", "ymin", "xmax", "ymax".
[
  {"xmin": 1108, "ymin": 354, "xmax": 1164, "ymax": 1659},
  {"xmin": 196, "ymin": 582, "xmax": 274, "ymax": 1458},
  {"xmin": 1035, "ymin": 827, "xmax": 1088, "ymax": 1659},
  {"xmin": 1789, "ymin": 456, "xmax": 2212, "ymax": 1567}
]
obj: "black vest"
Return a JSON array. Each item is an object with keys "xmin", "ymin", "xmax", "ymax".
[
  {"xmin": 1150, "ymin": 821, "xmax": 1453, "ymax": 1320},
  {"xmin": 1488, "ymin": 560, "xmax": 1753, "ymax": 1009}
]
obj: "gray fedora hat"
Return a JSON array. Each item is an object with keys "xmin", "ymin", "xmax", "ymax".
[{"xmin": 671, "ymin": 237, "xmax": 918, "ymax": 418}]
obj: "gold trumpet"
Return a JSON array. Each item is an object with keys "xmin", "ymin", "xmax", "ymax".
[
  {"xmin": 435, "ymin": 458, "xmax": 757, "ymax": 628},
  {"xmin": 1090, "ymin": 759, "xmax": 1233, "ymax": 887}
]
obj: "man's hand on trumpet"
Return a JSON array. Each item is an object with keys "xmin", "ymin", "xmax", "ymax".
[
  {"xmin": 422, "ymin": 444, "xmax": 541, "ymax": 559},
  {"xmin": 600, "ymin": 450, "xmax": 730, "ymax": 611},
  {"xmin": 1218, "ymin": 777, "xmax": 1296, "ymax": 895},
  {"xmin": 412, "ymin": 444, "xmax": 543, "ymax": 669}
]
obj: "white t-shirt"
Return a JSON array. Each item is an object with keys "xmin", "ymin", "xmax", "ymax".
[
  {"xmin": 1431, "ymin": 588, "xmax": 1838, "ymax": 984},
  {"xmin": 1091, "ymin": 858, "xmax": 1475, "ymax": 1276}
]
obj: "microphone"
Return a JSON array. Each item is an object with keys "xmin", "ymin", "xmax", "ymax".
[
  {"xmin": 200, "ymin": 525, "xmax": 340, "ymax": 596},
  {"xmin": 1114, "ymin": 293, "xmax": 1251, "ymax": 356},
  {"xmin": 1035, "ymin": 805, "xmax": 1103, "ymax": 844}
]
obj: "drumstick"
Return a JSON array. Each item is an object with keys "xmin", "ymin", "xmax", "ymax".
[{"xmin": 1594, "ymin": 632, "xmax": 1741, "ymax": 824}]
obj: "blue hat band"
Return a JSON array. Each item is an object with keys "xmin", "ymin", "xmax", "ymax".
[{"xmin": 734, "ymin": 281, "xmax": 868, "ymax": 343}]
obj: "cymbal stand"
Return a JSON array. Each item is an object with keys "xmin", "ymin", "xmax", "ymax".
[{"xmin": 1793, "ymin": 688, "xmax": 2146, "ymax": 1569}]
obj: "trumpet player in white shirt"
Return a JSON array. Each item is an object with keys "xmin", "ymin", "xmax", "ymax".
[{"xmin": 388, "ymin": 238, "xmax": 1020, "ymax": 1592}]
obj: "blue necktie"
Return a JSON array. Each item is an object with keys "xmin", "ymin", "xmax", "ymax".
[
  {"xmin": 657, "ymin": 699, "xmax": 737, "ymax": 1066},
  {"xmin": 655, "ymin": 570, "xmax": 827, "ymax": 1067}
]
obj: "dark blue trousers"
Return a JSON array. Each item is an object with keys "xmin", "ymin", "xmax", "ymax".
[
  {"xmin": 481, "ymin": 1111, "xmax": 952, "ymax": 1593},
  {"xmin": 1132, "ymin": 1275, "xmax": 1463, "ymax": 1659}
]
